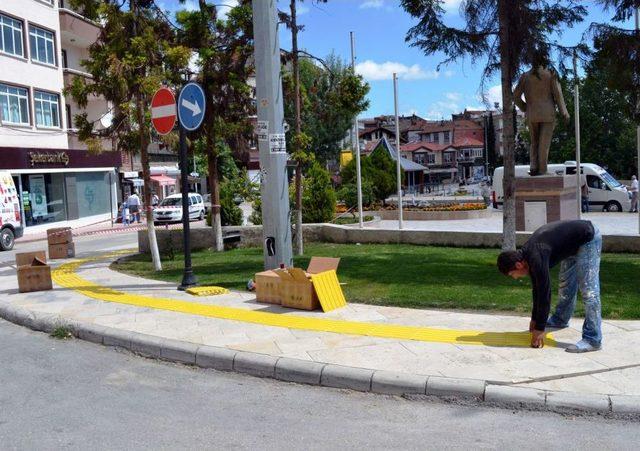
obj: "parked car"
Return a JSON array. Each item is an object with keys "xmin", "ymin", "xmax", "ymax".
[
  {"xmin": 0, "ymin": 171, "xmax": 23, "ymax": 251},
  {"xmin": 153, "ymin": 193, "xmax": 205, "ymax": 224},
  {"xmin": 492, "ymin": 162, "xmax": 630, "ymax": 212}
]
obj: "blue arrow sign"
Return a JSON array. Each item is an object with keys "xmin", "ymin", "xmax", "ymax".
[{"xmin": 178, "ymin": 82, "xmax": 206, "ymax": 131}]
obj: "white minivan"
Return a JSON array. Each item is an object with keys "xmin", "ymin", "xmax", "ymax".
[
  {"xmin": 0, "ymin": 171, "xmax": 23, "ymax": 250},
  {"xmin": 492, "ymin": 162, "xmax": 631, "ymax": 212},
  {"xmin": 152, "ymin": 193, "xmax": 205, "ymax": 224}
]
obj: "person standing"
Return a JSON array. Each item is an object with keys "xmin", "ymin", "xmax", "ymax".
[
  {"xmin": 127, "ymin": 191, "xmax": 142, "ymax": 223},
  {"xmin": 497, "ymin": 220, "xmax": 602, "ymax": 353},
  {"xmin": 121, "ymin": 201, "xmax": 130, "ymax": 226},
  {"xmin": 629, "ymin": 175, "xmax": 638, "ymax": 213},
  {"xmin": 152, "ymin": 192, "xmax": 160, "ymax": 208},
  {"xmin": 581, "ymin": 174, "xmax": 589, "ymax": 213}
]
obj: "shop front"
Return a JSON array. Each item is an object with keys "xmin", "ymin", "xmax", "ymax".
[{"xmin": 0, "ymin": 147, "xmax": 121, "ymax": 231}]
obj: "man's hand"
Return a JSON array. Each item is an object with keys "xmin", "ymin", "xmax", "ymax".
[
  {"xmin": 531, "ymin": 330, "xmax": 545, "ymax": 348},
  {"xmin": 529, "ymin": 320, "xmax": 536, "ymax": 333}
]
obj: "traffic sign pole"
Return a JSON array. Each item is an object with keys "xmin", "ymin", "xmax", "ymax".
[{"xmin": 176, "ymin": 82, "xmax": 205, "ymax": 291}]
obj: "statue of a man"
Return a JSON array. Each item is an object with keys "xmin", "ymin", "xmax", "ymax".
[{"xmin": 513, "ymin": 66, "xmax": 570, "ymax": 176}]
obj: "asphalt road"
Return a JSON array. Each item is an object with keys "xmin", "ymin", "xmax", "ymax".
[{"xmin": 1, "ymin": 319, "xmax": 638, "ymax": 450}]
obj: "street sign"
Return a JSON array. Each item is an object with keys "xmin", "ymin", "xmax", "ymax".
[
  {"xmin": 178, "ymin": 82, "xmax": 206, "ymax": 131},
  {"xmin": 151, "ymin": 87, "xmax": 177, "ymax": 135}
]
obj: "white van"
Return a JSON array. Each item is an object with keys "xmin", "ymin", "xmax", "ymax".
[
  {"xmin": 152, "ymin": 193, "xmax": 205, "ymax": 224},
  {"xmin": 0, "ymin": 171, "xmax": 23, "ymax": 250},
  {"xmin": 492, "ymin": 162, "xmax": 630, "ymax": 212}
]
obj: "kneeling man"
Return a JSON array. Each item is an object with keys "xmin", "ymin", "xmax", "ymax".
[{"xmin": 497, "ymin": 220, "xmax": 602, "ymax": 352}]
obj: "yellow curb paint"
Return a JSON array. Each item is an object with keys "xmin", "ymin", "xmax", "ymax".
[{"xmin": 51, "ymin": 252, "xmax": 557, "ymax": 348}]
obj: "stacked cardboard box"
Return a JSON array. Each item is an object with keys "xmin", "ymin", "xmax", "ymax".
[
  {"xmin": 47, "ymin": 227, "xmax": 75, "ymax": 259},
  {"xmin": 255, "ymin": 257, "xmax": 341, "ymax": 311},
  {"xmin": 16, "ymin": 251, "xmax": 52, "ymax": 293}
]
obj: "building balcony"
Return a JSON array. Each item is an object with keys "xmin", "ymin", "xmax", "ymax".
[
  {"xmin": 59, "ymin": 5, "xmax": 100, "ymax": 49},
  {"xmin": 62, "ymin": 67, "xmax": 93, "ymax": 87},
  {"xmin": 67, "ymin": 130, "xmax": 113, "ymax": 152}
]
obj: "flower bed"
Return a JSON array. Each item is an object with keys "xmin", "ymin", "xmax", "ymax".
[{"xmin": 380, "ymin": 202, "xmax": 487, "ymax": 212}]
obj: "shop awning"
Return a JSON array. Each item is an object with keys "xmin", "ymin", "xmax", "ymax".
[
  {"xmin": 128, "ymin": 178, "xmax": 144, "ymax": 186},
  {"xmin": 150, "ymin": 175, "xmax": 176, "ymax": 186}
]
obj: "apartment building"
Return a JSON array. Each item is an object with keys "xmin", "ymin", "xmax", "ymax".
[{"xmin": 0, "ymin": 0, "xmax": 120, "ymax": 232}]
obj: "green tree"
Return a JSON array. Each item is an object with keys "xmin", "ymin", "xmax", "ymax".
[
  {"xmin": 176, "ymin": 0, "xmax": 254, "ymax": 252},
  {"xmin": 68, "ymin": 0, "xmax": 190, "ymax": 271},
  {"xmin": 337, "ymin": 181, "xmax": 375, "ymax": 209},
  {"xmin": 401, "ymin": 0, "xmax": 587, "ymax": 250},
  {"xmin": 299, "ymin": 162, "xmax": 336, "ymax": 223},
  {"xmin": 341, "ymin": 142, "xmax": 398, "ymax": 204}
]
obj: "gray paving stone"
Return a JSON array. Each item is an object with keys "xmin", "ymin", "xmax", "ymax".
[
  {"xmin": 484, "ymin": 385, "xmax": 546, "ymax": 405},
  {"xmin": 321, "ymin": 365, "xmax": 373, "ymax": 392},
  {"xmin": 275, "ymin": 358, "xmax": 325, "ymax": 385},
  {"xmin": 102, "ymin": 328, "xmax": 133, "ymax": 349},
  {"xmin": 30, "ymin": 312, "xmax": 58, "ymax": 333},
  {"xmin": 609, "ymin": 395, "xmax": 640, "ymax": 414},
  {"xmin": 130, "ymin": 333, "xmax": 164, "ymax": 358},
  {"xmin": 77, "ymin": 323, "xmax": 107, "ymax": 344},
  {"xmin": 371, "ymin": 370, "xmax": 428, "ymax": 396},
  {"xmin": 160, "ymin": 339, "xmax": 199, "ymax": 364},
  {"xmin": 546, "ymin": 391, "xmax": 610, "ymax": 412},
  {"xmin": 0, "ymin": 304, "xmax": 20, "ymax": 324},
  {"xmin": 233, "ymin": 352, "xmax": 278, "ymax": 378},
  {"xmin": 196, "ymin": 346, "xmax": 236, "ymax": 371},
  {"xmin": 427, "ymin": 376, "xmax": 486, "ymax": 398}
]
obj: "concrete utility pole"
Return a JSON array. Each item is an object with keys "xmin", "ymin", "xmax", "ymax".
[
  {"xmin": 252, "ymin": 0, "xmax": 293, "ymax": 269},
  {"xmin": 573, "ymin": 51, "xmax": 582, "ymax": 219},
  {"xmin": 350, "ymin": 32, "xmax": 364, "ymax": 228},
  {"xmin": 393, "ymin": 73, "xmax": 403, "ymax": 229}
]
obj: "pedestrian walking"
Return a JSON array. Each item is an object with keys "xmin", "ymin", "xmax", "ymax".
[
  {"xmin": 629, "ymin": 175, "xmax": 638, "ymax": 213},
  {"xmin": 497, "ymin": 220, "xmax": 602, "ymax": 352},
  {"xmin": 127, "ymin": 191, "xmax": 142, "ymax": 223},
  {"xmin": 480, "ymin": 182, "xmax": 491, "ymax": 207},
  {"xmin": 152, "ymin": 192, "xmax": 159, "ymax": 208}
]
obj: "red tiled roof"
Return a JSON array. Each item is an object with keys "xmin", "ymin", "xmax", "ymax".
[
  {"xmin": 420, "ymin": 121, "xmax": 453, "ymax": 133},
  {"xmin": 400, "ymin": 142, "xmax": 452, "ymax": 152},
  {"xmin": 454, "ymin": 119, "xmax": 483, "ymax": 130},
  {"xmin": 453, "ymin": 137, "xmax": 484, "ymax": 147},
  {"xmin": 362, "ymin": 139, "xmax": 381, "ymax": 154}
]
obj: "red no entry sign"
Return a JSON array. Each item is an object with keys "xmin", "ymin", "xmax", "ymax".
[{"xmin": 151, "ymin": 87, "xmax": 177, "ymax": 135}]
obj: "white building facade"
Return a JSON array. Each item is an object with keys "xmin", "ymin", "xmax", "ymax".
[{"xmin": 0, "ymin": 0, "xmax": 119, "ymax": 234}]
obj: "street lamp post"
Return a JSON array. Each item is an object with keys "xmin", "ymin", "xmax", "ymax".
[{"xmin": 178, "ymin": 121, "xmax": 197, "ymax": 290}]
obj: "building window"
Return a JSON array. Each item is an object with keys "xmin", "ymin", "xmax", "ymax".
[
  {"xmin": 472, "ymin": 148, "xmax": 483, "ymax": 158},
  {"xmin": 29, "ymin": 25, "xmax": 56, "ymax": 65},
  {"xmin": 61, "ymin": 49, "xmax": 67, "ymax": 68},
  {"xmin": 0, "ymin": 83, "xmax": 30, "ymax": 125},
  {"xmin": 443, "ymin": 152, "xmax": 453, "ymax": 163},
  {"xmin": 443, "ymin": 131, "xmax": 450, "ymax": 144},
  {"xmin": 427, "ymin": 153, "xmax": 435, "ymax": 164},
  {"xmin": 34, "ymin": 91, "xmax": 60, "ymax": 127},
  {"xmin": 65, "ymin": 103, "xmax": 72, "ymax": 129},
  {"xmin": 0, "ymin": 14, "xmax": 24, "ymax": 57}
]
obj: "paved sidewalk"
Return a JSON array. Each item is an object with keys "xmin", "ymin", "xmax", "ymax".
[{"xmin": 2, "ymin": 248, "xmax": 640, "ymax": 412}]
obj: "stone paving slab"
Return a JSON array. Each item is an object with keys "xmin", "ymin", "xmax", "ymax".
[{"xmin": 2, "ymin": 255, "xmax": 640, "ymax": 414}]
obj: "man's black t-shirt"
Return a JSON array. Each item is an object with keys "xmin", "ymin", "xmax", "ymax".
[{"xmin": 519, "ymin": 220, "xmax": 595, "ymax": 331}]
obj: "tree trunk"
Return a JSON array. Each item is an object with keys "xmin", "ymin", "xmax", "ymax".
[
  {"xmin": 498, "ymin": 0, "xmax": 516, "ymax": 251},
  {"xmin": 291, "ymin": 0, "xmax": 304, "ymax": 256},
  {"xmin": 132, "ymin": 0, "xmax": 161, "ymax": 270},
  {"xmin": 208, "ymin": 150, "xmax": 223, "ymax": 252}
]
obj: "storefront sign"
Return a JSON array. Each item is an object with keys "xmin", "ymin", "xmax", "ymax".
[
  {"xmin": 29, "ymin": 175, "xmax": 48, "ymax": 218},
  {"xmin": 28, "ymin": 151, "xmax": 70, "ymax": 167},
  {"xmin": 123, "ymin": 171, "xmax": 139, "ymax": 179}
]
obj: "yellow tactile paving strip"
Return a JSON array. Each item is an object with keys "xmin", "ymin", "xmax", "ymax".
[{"xmin": 51, "ymin": 251, "xmax": 556, "ymax": 348}]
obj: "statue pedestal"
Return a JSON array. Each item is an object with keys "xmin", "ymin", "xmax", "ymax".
[{"xmin": 515, "ymin": 175, "xmax": 578, "ymax": 232}]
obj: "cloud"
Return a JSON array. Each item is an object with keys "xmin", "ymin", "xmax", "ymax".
[
  {"xmin": 360, "ymin": 0, "xmax": 385, "ymax": 8},
  {"xmin": 444, "ymin": 92, "xmax": 462, "ymax": 101},
  {"xmin": 442, "ymin": 0, "xmax": 463, "ymax": 12},
  {"xmin": 297, "ymin": 4, "xmax": 310, "ymax": 15},
  {"xmin": 444, "ymin": 70, "xmax": 455, "ymax": 78},
  {"xmin": 218, "ymin": 0, "xmax": 239, "ymax": 19},
  {"xmin": 486, "ymin": 85, "xmax": 502, "ymax": 108},
  {"xmin": 355, "ymin": 60, "xmax": 439, "ymax": 81},
  {"xmin": 425, "ymin": 110, "xmax": 445, "ymax": 120}
]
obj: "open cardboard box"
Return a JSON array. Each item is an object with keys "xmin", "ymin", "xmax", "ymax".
[
  {"xmin": 255, "ymin": 257, "xmax": 340, "ymax": 310},
  {"xmin": 15, "ymin": 251, "xmax": 52, "ymax": 293}
]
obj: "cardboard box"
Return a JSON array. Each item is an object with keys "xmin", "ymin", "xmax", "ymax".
[
  {"xmin": 255, "ymin": 270, "xmax": 282, "ymax": 304},
  {"xmin": 47, "ymin": 227, "xmax": 73, "ymax": 245},
  {"xmin": 15, "ymin": 251, "xmax": 47, "ymax": 267},
  {"xmin": 48, "ymin": 242, "xmax": 75, "ymax": 259},
  {"xmin": 277, "ymin": 258, "xmax": 341, "ymax": 311},
  {"xmin": 17, "ymin": 257, "xmax": 52, "ymax": 293}
]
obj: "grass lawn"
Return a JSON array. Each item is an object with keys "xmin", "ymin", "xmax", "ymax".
[{"xmin": 112, "ymin": 243, "xmax": 640, "ymax": 319}]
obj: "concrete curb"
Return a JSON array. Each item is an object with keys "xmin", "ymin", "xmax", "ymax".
[{"xmin": 2, "ymin": 302, "xmax": 639, "ymax": 416}]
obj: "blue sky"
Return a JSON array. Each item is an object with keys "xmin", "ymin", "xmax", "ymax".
[{"xmin": 161, "ymin": 1, "xmax": 630, "ymax": 120}]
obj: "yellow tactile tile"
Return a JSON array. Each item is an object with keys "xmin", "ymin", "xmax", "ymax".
[{"xmin": 51, "ymin": 252, "xmax": 557, "ymax": 348}]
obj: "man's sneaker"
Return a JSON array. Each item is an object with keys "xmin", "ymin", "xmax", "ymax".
[
  {"xmin": 545, "ymin": 318, "xmax": 569, "ymax": 329},
  {"xmin": 566, "ymin": 339, "xmax": 601, "ymax": 353}
]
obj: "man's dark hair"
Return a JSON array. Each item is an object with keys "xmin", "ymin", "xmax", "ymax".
[{"xmin": 497, "ymin": 251, "xmax": 523, "ymax": 275}]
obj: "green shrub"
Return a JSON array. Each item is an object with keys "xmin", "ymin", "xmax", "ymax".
[
  {"xmin": 220, "ymin": 181, "xmax": 243, "ymax": 226},
  {"xmin": 339, "ymin": 141, "xmax": 398, "ymax": 204},
  {"xmin": 300, "ymin": 162, "xmax": 336, "ymax": 223},
  {"xmin": 336, "ymin": 181, "xmax": 375, "ymax": 208},
  {"xmin": 249, "ymin": 197, "xmax": 262, "ymax": 225}
]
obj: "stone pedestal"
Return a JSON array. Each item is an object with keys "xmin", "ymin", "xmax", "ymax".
[{"xmin": 515, "ymin": 175, "xmax": 578, "ymax": 231}]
